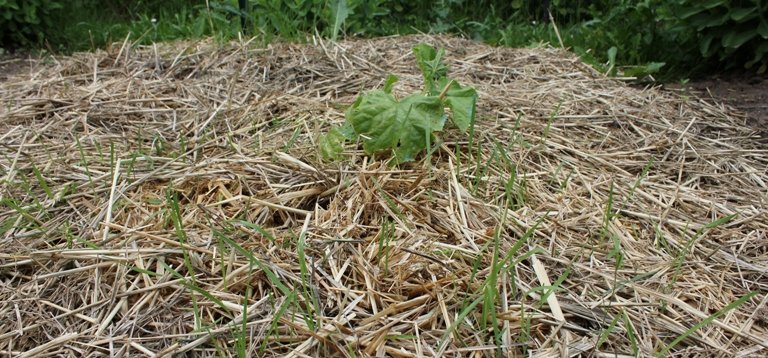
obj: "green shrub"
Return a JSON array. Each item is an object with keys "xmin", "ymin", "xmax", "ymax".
[
  {"xmin": 491, "ymin": 1, "xmax": 693, "ymax": 79},
  {"xmin": 43, "ymin": 0, "xmax": 224, "ymax": 52},
  {"xmin": 665, "ymin": 0, "xmax": 768, "ymax": 73},
  {"xmin": 12, "ymin": 0, "xmax": 766, "ymax": 79},
  {"xmin": 0, "ymin": 0, "xmax": 62, "ymax": 49}
]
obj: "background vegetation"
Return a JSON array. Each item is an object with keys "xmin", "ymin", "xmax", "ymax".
[{"xmin": 1, "ymin": 0, "xmax": 766, "ymax": 80}]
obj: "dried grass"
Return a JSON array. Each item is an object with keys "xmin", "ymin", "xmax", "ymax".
[{"xmin": 0, "ymin": 34, "xmax": 766, "ymax": 357}]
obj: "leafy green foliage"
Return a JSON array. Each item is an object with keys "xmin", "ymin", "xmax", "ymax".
[
  {"xmin": 40, "ymin": 0, "xmax": 210, "ymax": 52},
  {"xmin": 491, "ymin": 0, "xmax": 768, "ymax": 78},
  {"xmin": 664, "ymin": 0, "xmax": 768, "ymax": 72},
  {"xmin": 328, "ymin": 0, "xmax": 351, "ymax": 41},
  {"xmin": 318, "ymin": 125, "xmax": 350, "ymax": 161},
  {"xmin": 541, "ymin": 0, "xmax": 690, "ymax": 79},
  {"xmin": 14, "ymin": 0, "xmax": 766, "ymax": 79},
  {"xmin": 0, "ymin": 0, "xmax": 62, "ymax": 49},
  {"xmin": 412, "ymin": 44, "xmax": 449, "ymax": 95},
  {"xmin": 347, "ymin": 85, "xmax": 445, "ymax": 163},
  {"xmin": 320, "ymin": 44, "xmax": 477, "ymax": 163}
]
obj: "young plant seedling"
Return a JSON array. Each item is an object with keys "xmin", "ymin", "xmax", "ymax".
[{"xmin": 319, "ymin": 44, "xmax": 478, "ymax": 163}]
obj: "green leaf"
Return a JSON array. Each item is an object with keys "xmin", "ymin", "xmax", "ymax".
[
  {"xmin": 697, "ymin": 0, "xmax": 725, "ymax": 9},
  {"xmin": 444, "ymin": 84, "xmax": 477, "ymax": 132},
  {"xmin": 607, "ymin": 46, "xmax": 618, "ymax": 69},
  {"xmin": 328, "ymin": 0, "xmax": 351, "ymax": 41},
  {"xmin": 729, "ymin": 8, "xmax": 756, "ymax": 22},
  {"xmin": 747, "ymin": 41, "xmax": 768, "ymax": 68},
  {"xmin": 159, "ymin": 261, "xmax": 232, "ymax": 314},
  {"xmin": 318, "ymin": 127, "xmax": 346, "ymax": 161},
  {"xmin": 689, "ymin": 12, "xmax": 730, "ymax": 30},
  {"xmin": 338, "ymin": 121, "xmax": 357, "ymax": 140},
  {"xmin": 412, "ymin": 43, "xmax": 448, "ymax": 95},
  {"xmin": 623, "ymin": 62, "xmax": 666, "ymax": 77},
  {"xmin": 383, "ymin": 74, "xmax": 398, "ymax": 94},
  {"xmin": 675, "ymin": 6, "xmax": 705, "ymax": 20},
  {"xmin": 347, "ymin": 90, "xmax": 445, "ymax": 162},
  {"xmin": 234, "ymin": 220, "xmax": 275, "ymax": 241},
  {"xmin": 700, "ymin": 33, "xmax": 715, "ymax": 56},
  {"xmin": 722, "ymin": 29, "xmax": 757, "ymax": 48},
  {"xmin": 758, "ymin": 20, "xmax": 768, "ymax": 39}
]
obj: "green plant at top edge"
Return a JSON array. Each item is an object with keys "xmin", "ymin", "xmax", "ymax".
[
  {"xmin": 664, "ymin": 0, "xmax": 768, "ymax": 73},
  {"xmin": 0, "ymin": 0, "xmax": 62, "ymax": 49},
  {"xmin": 319, "ymin": 43, "xmax": 478, "ymax": 164}
]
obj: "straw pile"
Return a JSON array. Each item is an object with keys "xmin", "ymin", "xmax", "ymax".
[{"xmin": 0, "ymin": 34, "xmax": 766, "ymax": 357}]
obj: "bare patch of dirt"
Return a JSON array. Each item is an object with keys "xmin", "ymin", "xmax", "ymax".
[
  {"xmin": 664, "ymin": 73, "xmax": 768, "ymax": 138},
  {"xmin": 0, "ymin": 54, "xmax": 39, "ymax": 82}
]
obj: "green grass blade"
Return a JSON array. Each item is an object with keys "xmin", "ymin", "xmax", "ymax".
[
  {"xmin": 437, "ymin": 295, "xmax": 483, "ymax": 352},
  {"xmin": 159, "ymin": 260, "xmax": 230, "ymax": 315},
  {"xmin": 234, "ymin": 220, "xmax": 275, "ymax": 242},
  {"xmin": 214, "ymin": 231, "xmax": 292, "ymax": 297},
  {"xmin": 656, "ymin": 291, "xmax": 758, "ymax": 356},
  {"xmin": 31, "ymin": 164, "xmax": 53, "ymax": 200}
]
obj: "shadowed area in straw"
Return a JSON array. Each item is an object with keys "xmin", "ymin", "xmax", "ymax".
[{"xmin": 0, "ymin": 35, "xmax": 766, "ymax": 357}]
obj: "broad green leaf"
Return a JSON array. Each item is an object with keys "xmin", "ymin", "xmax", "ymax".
[
  {"xmin": 701, "ymin": 0, "xmax": 725, "ymax": 9},
  {"xmin": 722, "ymin": 29, "xmax": 757, "ymax": 48},
  {"xmin": 623, "ymin": 62, "xmax": 666, "ymax": 77},
  {"xmin": 689, "ymin": 12, "xmax": 730, "ymax": 30},
  {"xmin": 412, "ymin": 43, "xmax": 448, "ymax": 95},
  {"xmin": 700, "ymin": 33, "xmax": 715, "ymax": 56},
  {"xmin": 607, "ymin": 46, "xmax": 618, "ymax": 74},
  {"xmin": 675, "ymin": 6, "xmax": 705, "ymax": 20},
  {"xmin": 444, "ymin": 85, "xmax": 477, "ymax": 132},
  {"xmin": 346, "ymin": 90, "xmax": 445, "ymax": 162},
  {"xmin": 645, "ymin": 62, "xmax": 666, "ymax": 73},
  {"xmin": 338, "ymin": 121, "xmax": 357, "ymax": 140},
  {"xmin": 328, "ymin": 0, "xmax": 351, "ymax": 41},
  {"xmin": 318, "ymin": 127, "xmax": 346, "ymax": 160},
  {"xmin": 346, "ymin": 91, "xmax": 398, "ymax": 152},
  {"xmin": 730, "ymin": 7, "xmax": 757, "ymax": 22},
  {"xmin": 746, "ymin": 41, "xmax": 768, "ymax": 67},
  {"xmin": 757, "ymin": 20, "xmax": 768, "ymax": 39}
]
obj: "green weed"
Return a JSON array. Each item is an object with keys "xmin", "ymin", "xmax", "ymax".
[{"xmin": 377, "ymin": 219, "xmax": 395, "ymax": 275}]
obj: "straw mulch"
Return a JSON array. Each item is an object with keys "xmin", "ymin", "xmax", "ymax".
[{"xmin": 0, "ymin": 34, "xmax": 766, "ymax": 357}]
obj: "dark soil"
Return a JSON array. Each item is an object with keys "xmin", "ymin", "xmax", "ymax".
[
  {"xmin": 663, "ymin": 73, "xmax": 768, "ymax": 135},
  {"xmin": 0, "ymin": 55, "xmax": 38, "ymax": 82}
]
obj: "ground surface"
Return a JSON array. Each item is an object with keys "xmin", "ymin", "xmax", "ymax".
[
  {"xmin": 0, "ymin": 55, "xmax": 35, "ymax": 81},
  {"xmin": 665, "ymin": 73, "xmax": 768, "ymax": 142},
  {"xmin": 0, "ymin": 37, "xmax": 766, "ymax": 357},
  {"xmin": 4, "ymin": 54, "xmax": 767, "ymax": 132}
]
